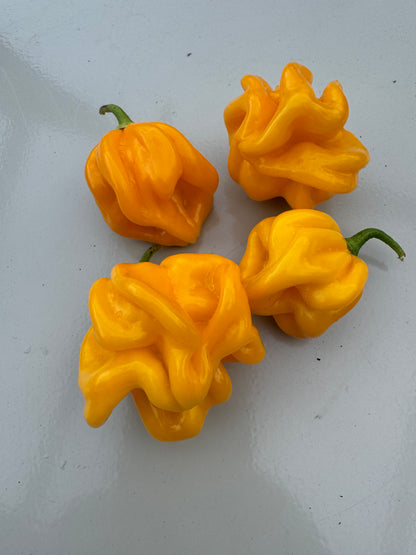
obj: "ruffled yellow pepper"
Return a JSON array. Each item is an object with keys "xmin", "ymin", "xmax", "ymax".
[
  {"xmin": 224, "ymin": 62, "xmax": 370, "ymax": 208},
  {"xmin": 85, "ymin": 104, "xmax": 219, "ymax": 246},
  {"xmin": 79, "ymin": 252, "xmax": 265, "ymax": 441},
  {"xmin": 239, "ymin": 210, "xmax": 405, "ymax": 338}
]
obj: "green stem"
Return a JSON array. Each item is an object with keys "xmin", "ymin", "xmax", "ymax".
[
  {"xmin": 139, "ymin": 244, "xmax": 161, "ymax": 263},
  {"xmin": 345, "ymin": 228, "xmax": 405, "ymax": 261},
  {"xmin": 99, "ymin": 104, "xmax": 134, "ymax": 129}
]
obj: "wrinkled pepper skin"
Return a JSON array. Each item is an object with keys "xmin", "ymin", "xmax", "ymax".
[
  {"xmin": 85, "ymin": 107, "xmax": 219, "ymax": 246},
  {"xmin": 79, "ymin": 253, "xmax": 265, "ymax": 441},
  {"xmin": 224, "ymin": 63, "xmax": 370, "ymax": 208},
  {"xmin": 131, "ymin": 364, "xmax": 231, "ymax": 442},
  {"xmin": 239, "ymin": 210, "xmax": 369, "ymax": 338}
]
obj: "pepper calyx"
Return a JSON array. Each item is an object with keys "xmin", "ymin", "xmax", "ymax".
[
  {"xmin": 140, "ymin": 244, "xmax": 162, "ymax": 263},
  {"xmin": 345, "ymin": 228, "xmax": 405, "ymax": 261},
  {"xmin": 99, "ymin": 104, "xmax": 134, "ymax": 129}
]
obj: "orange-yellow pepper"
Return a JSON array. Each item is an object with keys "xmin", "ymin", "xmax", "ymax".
[
  {"xmin": 239, "ymin": 209, "xmax": 405, "ymax": 338},
  {"xmin": 85, "ymin": 104, "xmax": 219, "ymax": 246},
  {"xmin": 224, "ymin": 63, "xmax": 370, "ymax": 208},
  {"xmin": 79, "ymin": 252, "xmax": 265, "ymax": 441}
]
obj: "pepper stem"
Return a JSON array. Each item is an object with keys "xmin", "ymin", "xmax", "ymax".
[
  {"xmin": 99, "ymin": 104, "xmax": 134, "ymax": 129},
  {"xmin": 139, "ymin": 244, "xmax": 162, "ymax": 263},
  {"xmin": 345, "ymin": 228, "xmax": 405, "ymax": 261}
]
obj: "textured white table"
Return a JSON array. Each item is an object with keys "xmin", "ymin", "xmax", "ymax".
[{"xmin": 2, "ymin": 1, "xmax": 415, "ymax": 553}]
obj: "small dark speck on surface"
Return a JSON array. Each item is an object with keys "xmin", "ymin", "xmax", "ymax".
[
  {"xmin": 316, "ymin": 357, "xmax": 321, "ymax": 361},
  {"xmin": 187, "ymin": 52, "xmax": 192, "ymax": 57},
  {"xmin": 393, "ymin": 80, "xmax": 397, "ymax": 83},
  {"xmin": 385, "ymin": 164, "xmax": 388, "ymax": 167},
  {"xmin": 314, "ymin": 414, "xmax": 322, "ymax": 420},
  {"xmin": 338, "ymin": 522, "xmax": 342, "ymax": 525},
  {"xmin": 339, "ymin": 495, "xmax": 343, "ymax": 498}
]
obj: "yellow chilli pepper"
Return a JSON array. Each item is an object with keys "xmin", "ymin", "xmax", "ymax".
[
  {"xmin": 79, "ymin": 251, "xmax": 265, "ymax": 441},
  {"xmin": 224, "ymin": 62, "xmax": 370, "ymax": 208},
  {"xmin": 239, "ymin": 210, "xmax": 405, "ymax": 338},
  {"xmin": 85, "ymin": 104, "xmax": 219, "ymax": 246}
]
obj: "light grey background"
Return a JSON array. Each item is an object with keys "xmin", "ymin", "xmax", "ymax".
[{"xmin": 1, "ymin": 1, "xmax": 415, "ymax": 554}]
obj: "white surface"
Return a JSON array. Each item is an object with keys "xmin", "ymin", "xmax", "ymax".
[{"xmin": 1, "ymin": 1, "xmax": 415, "ymax": 554}]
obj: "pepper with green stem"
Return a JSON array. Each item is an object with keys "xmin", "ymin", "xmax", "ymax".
[
  {"xmin": 239, "ymin": 209, "xmax": 405, "ymax": 338},
  {"xmin": 85, "ymin": 104, "xmax": 219, "ymax": 246}
]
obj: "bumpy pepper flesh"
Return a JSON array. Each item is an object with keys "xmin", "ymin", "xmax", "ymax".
[
  {"xmin": 239, "ymin": 209, "xmax": 405, "ymax": 338},
  {"xmin": 85, "ymin": 104, "xmax": 219, "ymax": 246},
  {"xmin": 224, "ymin": 63, "xmax": 370, "ymax": 208},
  {"xmin": 79, "ymin": 253, "xmax": 265, "ymax": 441},
  {"xmin": 131, "ymin": 364, "xmax": 232, "ymax": 442}
]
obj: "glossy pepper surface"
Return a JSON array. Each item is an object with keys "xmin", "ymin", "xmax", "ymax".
[
  {"xmin": 224, "ymin": 62, "xmax": 370, "ymax": 208},
  {"xmin": 79, "ymin": 253, "xmax": 265, "ymax": 441},
  {"xmin": 85, "ymin": 104, "xmax": 219, "ymax": 246},
  {"xmin": 239, "ymin": 209, "xmax": 405, "ymax": 338}
]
